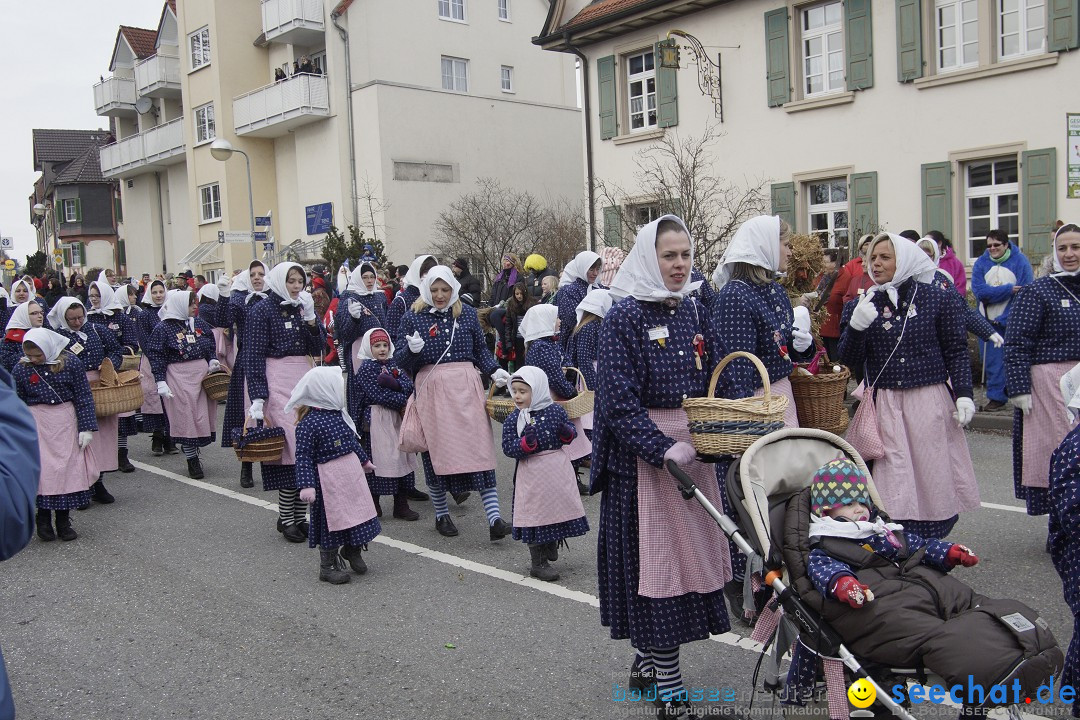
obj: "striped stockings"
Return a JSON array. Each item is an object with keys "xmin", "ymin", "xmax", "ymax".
[
  {"xmin": 479, "ymin": 488, "xmax": 501, "ymax": 525},
  {"xmin": 635, "ymin": 646, "xmax": 683, "ymax": 701},
  {"xmin": 278, "ymin": 488, "xmax": 303, "ymax": 525}
]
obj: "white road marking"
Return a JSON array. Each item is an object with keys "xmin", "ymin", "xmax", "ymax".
[{"xmin": 981, "ymin": 501, "xmax": 1029, "ymax": 514}]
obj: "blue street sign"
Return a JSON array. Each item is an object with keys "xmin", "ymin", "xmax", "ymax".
[
  {"xmin": 253, "ymin": 231, "xmax": 268, "ymax": 241},
  {"xmin": 305, "ymin": 202, "xmax": 333, "ymax": 235},
  {"xmin": 255, "ymin": 216, "xmax": 272, "ymax": 227},
  {"xmin": 263, "ymin": 242, "xmax": 275, "ymax": 252}
]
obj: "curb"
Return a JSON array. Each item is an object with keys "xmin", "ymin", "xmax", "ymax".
[{"xmin": 970, "ymin": 410, "xmax": 1013, "ymax": 433}]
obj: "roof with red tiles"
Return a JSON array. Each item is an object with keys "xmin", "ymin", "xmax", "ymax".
[
  {"xmin": 119, "ymin": 26, "xmax": 158, "ymax": 59},
  {"xmin": 562, "ymin": 0, "xmax": 655, "ymax": 28}
]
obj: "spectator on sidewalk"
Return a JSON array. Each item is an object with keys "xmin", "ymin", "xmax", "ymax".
[
  {"xmin": 926, "ymin": 230, "xmax": 967, "ymax": 296},
  {"xmin": 451, "ymin": 258, "xmax": 483, "ymax": 307}
]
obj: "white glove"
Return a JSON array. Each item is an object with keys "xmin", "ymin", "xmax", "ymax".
[
  {"xmin": 848, "ymin": 292, "xmax": 879, "ymax": 332},
  {"xmin": 953, "ymin": 397, "xmax": 976, "ymax": 428},
  {"xmin": 491, "ymin": 368, "xmax": 512, "ymax": 387},
  {"xmin": 792, "ymin": 327, "xmax": 813, "ymax": 353},
  {"xmin": 1012, "ymin": 394, "xmax": 1032, "ymax": 416},
  {"xmin": 78, "ymin": 431, "xmax": 93, "ymax": 450},
  {"xmin": 407, "ymin": 331, "xmax": 425, "ymax": 354},
  {"xmin": 989, "ymin": 332, "xmax": 1004, "ymax": 349},
  {"xmin": 249, "ymin": 398, "xmax": 265, "ymax": 421},
  {"xmin": 208, "ymin": 359, "xmax": 222, "ymax": 373},
  {"xmin": 156, "ymin": 381, "xmax": 174, "ymax": 399},
  {"xmin": 298, "ymin": 291, "xmax": 316, "ymax": 322},
  {"xmin": 663, "ymin": 441, "xmax": 697, "ymax": 467},
  {"xmin": 348, "ymin": 301, "xmax": 366, "ymax": 319},
  {"xmin": 299, "ymin": 488, "xmax": 316, "ymax": 504}
]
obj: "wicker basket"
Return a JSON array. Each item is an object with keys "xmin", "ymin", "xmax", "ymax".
[
  {"xmin": 486, "ymin": 381, "xmax": 516, "ymax": 423},
  {"xmin": 202, "ymin": 370, "xmax": 231, "ymax": 402},
  {"xmin": 119, "ymin": 351, "xmax": 142, "ymax": 373},
  {"xmin": 557, "ymin": 367, "xmax": 594, "ymax": 419},
  {"xmin": 788, "ymin": 365, "xmax": 851, "ymax": 431},
  {"xmin": 682, "ymin": 351, "xmax": 789, "ymax": 456},
  {"xmin": 90, "ymin": 358, "xmax": 143, "ymax": 418},
  {"xmin": 232, "ymin": 420, "xmax": 285, "ymax": 463}
]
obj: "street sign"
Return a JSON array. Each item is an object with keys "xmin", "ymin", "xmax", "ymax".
[
  {"xmin": 220, "ymin": 231, "xmax": 253, "ymax": 244},
  {"xmin": 263, "ymin": 242, "xmax": 275, "ymax": 252},
  {"xmin": 3, "ymin": 260, "xmax": 14, "ymax": 271},
  {"xmin": 53, "ymin": 249, "xmax": 64, "ymax": 265},
  {"xmin": 253, "ymin": 231, "xmax": 268, "ymax": 241},
  {"xmin": 0, "ymin": 237, "xmax": 12, "ymax": 250},
  {"xmin": 217, "ymin": 230, "xmax": 225, "ymax": 244},
  {"xmin": 305, "ymin": 202, "xmax": 333, "ymax": 235},
  {"xmin": 255, "ymin": 216, "xmax": 272, "ymax": 227}
]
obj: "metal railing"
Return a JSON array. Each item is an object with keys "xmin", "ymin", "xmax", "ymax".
[
  {"xmin": 93, "ymin": 76, "xmax": 136, "ymax": 113},
  {"xmin": 233, "ymin": 73, "xmax": 329, "ymax": 134},
  {"xmin": 135, "ymin": 53, "xmax": 181, "ymax": 96},
  {"xmin": 262, "ymin": 0, "xmax": 324, "ymax": 38},
  {"xmin": 100, "ymin": 117, "xmax": 186, "ymax": 176}
]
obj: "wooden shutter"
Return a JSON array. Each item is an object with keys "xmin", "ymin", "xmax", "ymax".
[
  {"xmin": 118, "ymin": 239, "xmax": 127, "ymax": 266},
  {"xmin": 849, "ymin": 172, "xmax": 879, "ymax": 237},
  {"xmin": 74, "ymin": 199, "xmax": 83, "ymax": 223},
  {"xmin": 1022, "ymin": 148, "xmax": 1057, "ymax": 264},
  {"xmin": 764, "ymin": 8, "xmax": 791, "ymax": 107},
  {"xmin": 603, "ymin": 206, "xmax": 622, "ymax": 246},
  {"xmin": 655, "ymin": 40, "xmax": 679, "ymax": 128},
  {"xmin": 921, "ymin": 162, "xmax": 953, "ymax": 236},
  {"xmin": 770, "ymin": 182, "xmax": 796, "ymax": 228},
  {"xmin": 1048, "ymin": 0, "xmax": 1080, "ymax": 51},
  {"xmin": 896, "ymin": 0, "xmax": 924, "ymax": 81},
  {"xmin": 114, "ymin": 197, "xmax": 123, "ymax": 223},
  {"xmin": 76, "ymin": 242, "xmax": 86, "ymax": 266},
  {"xmin": 845, "ymin": 0, "xmax": 874, "ymax": 90},
  {"xmin": 597, "ymin": 55, "xmax": 617, "ymax": 140}
]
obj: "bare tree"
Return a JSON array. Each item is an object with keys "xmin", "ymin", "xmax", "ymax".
[
  {"xmin": 354, "ymin": 174, "xmax": 390, "ymax": 245},
  {"xmin": 528, "ymin": 198, "xmax": 589, "ymax": 273}
]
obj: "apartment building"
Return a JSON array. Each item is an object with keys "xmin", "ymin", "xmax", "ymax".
[{"xmin": 536, "ymin": 0, "xmax": 1079, "ymax": 267}]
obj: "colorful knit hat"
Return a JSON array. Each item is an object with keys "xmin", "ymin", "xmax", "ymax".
[{"xmin": 810, "ymin": 458, "xmax": 870, "ymax": 516}]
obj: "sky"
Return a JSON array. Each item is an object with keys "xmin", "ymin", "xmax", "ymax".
[{"xmin": 3, "ymin": 1, "xmax": 164, "ymax": 261}]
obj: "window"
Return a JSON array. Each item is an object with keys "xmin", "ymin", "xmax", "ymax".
[
  {"xmin": 441, "ymin": 56, "xmax": 468, "ymax": 92},
  {"xmin": 999, "ymin": 0, "xmax": 1045, "ymax": 58},
  {"xmin": 439, "ymin": 0, "xmax": 466, "ymax": 22},
  {"xmin": 310, "ymin": 51, "xmax": 327, "ymax": 78},
  {"xmin": 61, "ymin": 199, "xmax": 80, "ymax": 223},
  {"xmin": 801, "ymin": 1, "xmax": 844, "ymax": 96},
  {"xmin": 498, "ymin": 0, "xmax": 510, "ymax": 21},
  {"xmin": 964, "ymin": 157, "xmax": 1018, "ymax": 257},
  {"xmin": 199, "ymin": 183, "xmax": 221, "ymax": 223},
  {"xmin": 626, "ymin": 50, "xmax": 657, "ymax": 132},
  {"xmin": 633, "ymin": 204, "xmax": 661, "ymax": 230},
  {"xmin": 189, "ymin": 26, "xmax": 211, "ymax": 71},
  {"xmin": 807, "ymin": 179, "xmax": 849, "ymax": 247},
  {"xmin": 936, "ymin": 0, "xmax": 978, "ymax": 70},
  {"xmin": 194, "ymin": 103, "xmax": 215, "ymax": 144},
  {"xmin": 500, "ymin": 65, "xmax": 514, "ymax": 93}
]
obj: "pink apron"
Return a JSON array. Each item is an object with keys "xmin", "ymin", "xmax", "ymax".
[
  {"xmin": 162, "ymin": 360, "xmax": 216, "ymax": 439},
  {"xmin": 319, "ymin": 453, "xmax": 378, "ymax": 532},
  {"xmin": 512, "ymin": 449, "xmax": 585, "ymax": 527},
  {"xmin": 1023, "ymin": 361, "xmax": 1079, "ymax": 488},
  {"xmin": 553, "ymin": 391, "xmax": 592, "ymax": 461},
  {"xmin": 138, "ymin": 355, "xmax": 163, "ymax": 414},
  {"xmin": 263, "ymin": 355, "xmax": 313, "ymax": 466},
  {"xmin": 212, "ymin": 328, "xmax": 231, "ymax": 370},
  {"xmin": 85, "ymin": 369, "xmax": 118, "ymax": 474},
  {"xmin": 30, "ymin": 402, "xmax": 95, "ymax": 495},
  {"xmin": 370, "ymin": 405, "xmax": 416, "ymax": 478},
  {"xmin": 754, "ymin": 376, "xmax": 799, "ymax": 428},
  {"xmin": 636, "ymin": 407, "xmax": 732, "ymax": 599},
  {"xmin": 408, "ymin": 362, "xmax": 496, "ymax": 475}
]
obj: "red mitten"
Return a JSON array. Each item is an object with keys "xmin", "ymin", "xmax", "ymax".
[
  {"xmin": 833, "ymin": 576, "xmax": 873, "ymax": 609},
  {"xmin": 946, "ymin": 544, "xmax": 979, "ymax": 568},
  {"xmin": 557, "ymin": 422, "xmax": 576, "ymax": 444},
  {"xmin": 519, "ymin": 428, "xmax": 538, "ymax": 454}
]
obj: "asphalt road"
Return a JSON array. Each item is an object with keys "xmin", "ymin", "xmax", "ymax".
[{"xmin": 0, "ymin": 422, "xmax": 1073, "ymax": 720}]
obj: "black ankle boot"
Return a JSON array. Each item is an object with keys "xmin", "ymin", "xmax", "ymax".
[
  {"xmin": 338, "ymin": 544, "xmax": 368, "ymax": 574},
  {"xmin": 374, "ymin": 496, "xmax": 382, "ymax": 517},
  {"xmin": 392, "ymin": 492, "xmax": 419, "ymax": 520},
  {"xmin": 54, "ymin": 511, "xmax": 77, "ymax": 541},
  {"xmin": 529, "ymin": 544, "xmax": 559, "ymax": 581},
  {"xmin": 163, "ymin": 437, "xmax": 179, "ymax": 455},
  {"xmin": 151, "ymin": 431, "xmax": 164, "ymax": 456},
  {"xmin": 239, "ymin": 462, "xmax": 254, "ymax": 488},
  {"xmin": 36, "ymin": 509, "xmax": 55, "ymax": 542},
  {"xmin": 319, "ymin": 550, "xmax": 351, "ymax": 584},
  {"xmin": 489, "ymin": 517, "xmax": 510, "ymax": 541},
  {"xmin": 117, "ymin": 448, "xmax": 135, "ymax": 473},
  {"xmin": 406, "ymin": 487, "xmax": 430, "ymax": 502},
  {"xmin": 186, "ymin": 457, "xmax": 204, "ymax": 480},
  {"xmin": 91, "ymin": 476, "xmax": 115, "ymax": 504},
  {"xmin": 544, "ymin": 540, "xmax": 560, "ymax": 562}
]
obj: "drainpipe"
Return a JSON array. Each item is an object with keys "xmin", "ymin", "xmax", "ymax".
[
  {"xmin": 565, "ymin": 35, "xmax": 596, "ymax": 252},
  {"xmin": 331, "ymin": 8, "xmax": 360, "ymax": 228},
  {"xmin": 154, "ymin": 171, "xmax": 167, "ymax": 273}
]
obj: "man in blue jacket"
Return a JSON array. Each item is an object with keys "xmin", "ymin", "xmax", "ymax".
[
  {"xmin": 971, "ymin": 229, "xmax": 1034, "ymax": 411},
  {"xmin": 0, "ymin": 364, "xmax": 40, "ymax": 720}
]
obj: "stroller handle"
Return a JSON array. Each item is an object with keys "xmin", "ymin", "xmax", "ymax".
[{"xmin": 665, "ymin": 460, "xmax": 748, "ymax": 549}]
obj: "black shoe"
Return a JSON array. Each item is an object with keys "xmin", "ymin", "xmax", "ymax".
[
  {"xmin": 54, "ymin": 512, "xmax": 77, "ymax": 542},
  {"xmin": 36, "ymin": 510, "xmax": 55, "ymax": 542},
  {"xmin": 163, "ymin": 438, "xmax": 179, "ymax": 455},
  {"xmin": 297, "ymin": 520, "xmax": 309, "ymax": 538},
  {"xmin": 117, "ymin": 448, "xmax": 135, "ymax": 473},
  {"xmin": 393, "ymin": 493, "xmax": 420, "ymax": 521},
  {"xmin": 451, "ymin": 491, "xmax": 470, "ymax": 505},
  {"xmin": 544, "ymin": 541, "xmax": 559, "ymax": 562},
  {"xmin": 374, "ymin": 497, "xmax": 382, "ymax": 517},
  {"xmin": 339, "ymin": 544, "xmax": 368, "ymax": 574},
  {"xmin": 629, "ymin": 662, "xmax": 656, "ymax": 692},
  {"xmin": 239, "ymin": 462, "xmax": 254, "ymax": 488},
  {"xmin": 981, "ymin": 399, "xmax": 1007, "ymax": 412},
  {"xmin": 91, "ymin": 479, "xmax": 115, "ymax": 504},
  {"xmin": 406, "ymin": 487, "xmax": 430, "ymax": 502},
  {"xmin": 186, "ymin": 457, "xmax": 204, "ymax": 480},
  {"xmin": 577, "ymin": 479, "xmax": 589, "ymax": 495},
  {"xmin": 319, "ymin": 550, "xmax": 351, "ymax": 584},
  {"xmin": 435, "ymin": 515, "xmax": 458, "ymax": 537},
  {"xmin": 151, "ymin": 432, "xmax": 164, "ymax": 456},
  {"xmin": 276, "ymin": 518, "xmax": 285, "ymax": 534},
  {"xmin": 489, "ymin": 517, "xmax": 510, "ymax": 541},
  {"xmin": 652, "ymin": 697, "xmax": 694, "ymax": 719},
  {"xmin": 282, "ymin": 523, "xmax": 305, "ymax": 543},
  {"xmin": 529, "ymin": 544, "xmax": 559, "ymax": 581}
]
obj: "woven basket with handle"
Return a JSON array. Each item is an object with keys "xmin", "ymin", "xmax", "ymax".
[
  {"xmin": 231, "ymin": 418, "xmax": 285, "ymax": 463},
  {"xmin": 788, "ymin": 364, "xmax": 851, "ymax": 431},
  {"xmin": 557, "ymin": 366, "xmax": 594, "ymax": 419},
  {"xmin": 485, "ymin": 382, "xmax": 516, "ymax": 423},
  {"xmin": 118, "ymin": 350, "xmax": 141, "ymax": 373},
  {"xmin": 682, "ymin": 351, "xmax": 789, "ymax": 456},
  {"xmin": 90, "ymin": 358, "xmax": 144, "ymax": 418},
  {"xmin": 202, "ymin": 369, "xmax": 231, "ymax": 402}
]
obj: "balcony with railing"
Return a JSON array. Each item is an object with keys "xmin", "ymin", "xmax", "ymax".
[
  {"xmin": 135, "ymin": 53, "xmax": 181, "ymax": 98},
  {"xmin": 234, "ymin": 73, "xmax": 330, "ymax": 138},
  {"xmin": 262, "ymin": 0, "xmax": 325, "ymax": 46},
  {"xmin": 93, "ymin": 76, "xmax": 137, "ymax": 116},
  {"xmin": 100, "ymin": 117, "xmax": 187, "ymax": 178}
]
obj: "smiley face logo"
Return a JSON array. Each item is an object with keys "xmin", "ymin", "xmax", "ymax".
[{"xmin": 847, "ymin": 678, "xmax": 876, "ymax": 709}]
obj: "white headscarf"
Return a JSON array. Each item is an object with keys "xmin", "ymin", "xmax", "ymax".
[
  {"xmin": 87, "ymin": 280, "xmax": 117, "ymax": 316},
  {"xmin": 915, "ymin": 236, "xmax": 953, "ymax": 284},
  {"xmin": 519, "ymin": 303, "xmax": 559, "ymax": 343},
  {"xmin": 266, "ymin": 262, "xmax": 306, "ymax": 307},
  {"xmin": 0, "ymin": 287, "xmax": 8, "ymax": 302},
  {"xmin": 5, "ymin": 302, "xmax": 33, "ymax": 332},
  {"xmin": 284, "ymin": 366, "xmax": 358, "ymax": 438},
  {"xmin": 1053, "ymin": 225, "xmax": 1080, "ymax": 277},
  {"xmin": 336, "ymin": 265, "xmax": 349, "ymax": 294},
  {"xmin": 118, "ymin": 283, "xmax": 138, "ymax": 312},
  {"xmin": 356, "ymin": 327, "xmax": 395, "ymax": 362},
  {"xmin": 10, "ymin": 278, "xmax": 35, "ymax": 302},
  {"xmin": 575, "ymin": 288, "xmax": 613, "ymax": 325},
  {"xmin": 141, "ymin": 280, "xmax": 166, "ymax": 307},
  {"xmin": 610, "ymin": 214, "xmax": 701, "ymax": 302},
  {"xmin": 867, "ymin": 233, "xmax": 936, "ymax": 308},
  {"xmin": 197, "ymin": 283, "xmax": 219, "ymax": 302},
  {"xmin": 347, "ymin": 263, "xmax": 380, "ymax": 296},
  {"xmin": 244, "ymin": 260, "xmax": 271, "ymax": 304},
  {"xmin": 712, "ymin": 215, "xmax": 781, "ymax": 290},
  {"xmin": 48, "ymin": 297, "xmax": 87, "ymax": 339},
  {"xmin": 404, "ymin": 255, "xmax": 436, "ymax": 289},
  {"xmin": 159, "ymin": 289, "xmax": 195, "ymax": 331},
  {"xmin": 23, "ymin": 327, "xmax": 70, "ymax": 364},
  {"xmin": 510, "ymin": 366, "xmax": 554, "ymax": 435},
  {"xmin": 560, "ymin": 250, "xmax": 602, "ymax": 288},
  {"xmin": 419, "ymin": 266, "xmax": 460, "ymax": 311}
]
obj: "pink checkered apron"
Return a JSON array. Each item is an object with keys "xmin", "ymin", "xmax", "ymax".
[
  {"xmin": 369, "ymin": 405, "xmax": 416, "ymax": 478},
  {"xmin": 411, "ymin": 362, "xmax": 496, "ymax": 475},
  {"xmin": 319, "ymin": 453, "xmax": 378, "ymax": 532},
  {"xmin": 84, "ymin": 369, "xmax": 118, "ymax": 474},
  {"xmin": 512, "ymin": 449, "xmax": 586, "ymax": 527},
  {"xmin": 263, "ymin": 356, "xmax": 313, "ymax": 466},
  {"xmin": 212, "ymin": 328, "xmax": 231, "ymax": 370},
  {"xmin": 755, "ymin": 376, "xmax": 799, "ymax": 428},
  {"xmin": 138, "ymin": 355, "xmax": 163, "ymax": 414},
  {"xmin": 30, "ymin": 402, "xmax": 95, "ymax": 495},
  {"xmin": 161, "ymin": 360, "xmax": 217, "ymax": 440},
  {"xmin": 636, "ymin": 407, "xmax": 732, "ymax": 599},
  {"xmin": 553, "ymin": 391, "xmax": 591, "ymax": 461},
  {"xmin": 1023, "ymin": 361, "xmax": 1079, "ymax": 488}
]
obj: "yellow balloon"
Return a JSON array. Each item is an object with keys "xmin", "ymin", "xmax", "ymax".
[{"xmin": 847, "ymin": 678, "xmax": 877, "ymax": 709}]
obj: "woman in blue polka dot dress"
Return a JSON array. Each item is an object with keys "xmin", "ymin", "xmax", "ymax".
[
  {"xmin": 556, "ymin": 250, "xmax": 603, "ymax": 353},
  {"xmin": 1049, "ymin": 385, "xmax": 1080, "ymax": 718},
  {"xmin": 136, "ymin": 280, "xmax": 171, "ymax": 455},
  {"xmin": 593, "ymin": 215, "xmax": 731, "ymax": 717},
  {"xmin": 387, "ymin": 255, "xmax": 436, "ymax": 346}
]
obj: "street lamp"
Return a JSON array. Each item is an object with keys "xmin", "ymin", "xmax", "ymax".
[
  {"xmin": 209, "ymin": 138, "xmax": 257, "ymax": 262},
  {"xmin": 32, "ymin": 203, "xmax": 52, "ymax": 266}
]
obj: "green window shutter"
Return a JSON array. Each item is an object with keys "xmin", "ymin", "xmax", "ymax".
[
  {"xmin": 118, "ymin": 239, "xmax": 127, "ymax": 266},
  {"xmin": 764, "ymin": 8, "xmax": 791, "ymax": 107},
  {"xmin": 76, "ymin": 242, "xmax": 86, "ymax": 265},
  {"xmin": 603, "ymin": 206, "xmax": 622, "ymax": 246},
  {"xmin": 896, "ymin": 0, "xmax": 924, "ymax": 81},
  {"xmin": 597, "ymin": 55, "xmax": 617, "ymax": 140},
  {"xmin": 770, "ymin": 182, "xmax": 796, "ymax": 228},
  {"xmin": 1048, "ymin": 0, "xmax": 1080, "ymax": 51},
  {"xmin": 74, "ymin": 199, "xmax": 83, "ymax": 222},
  {"xmin": 655, "ymin": 39, "xmax": 679, "ymax": 128},
  {"xmin": 1022, "ymin": 148, "xmax": 1057, "ymax": 264},
  {"xmin": 849, "ymin": 172, "xmax": 879, "ymax": 237},
  {"xmin": 921, "ymin": 161, "xmax": 953, "ymax": 236},
  {"xmin": 845, "ymin": 0, "xmax": 874, "ymax": 90},
  {"xmin": 114, "ymin": 197, "xmax": 123, "ymax": 223},
  {"xmin": 62, "ymin": 247, "xmax": 72, "ymax": 267},
  {"xmin": 57, "ymin": 201, "xmax": 66, "ymax": 224}
]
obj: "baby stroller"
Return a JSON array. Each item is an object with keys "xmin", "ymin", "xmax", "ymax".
[{"xmin": 667, "ymin": 428, "xmax": 1064, "ymax": 719}]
